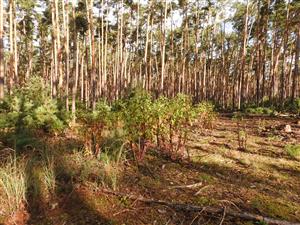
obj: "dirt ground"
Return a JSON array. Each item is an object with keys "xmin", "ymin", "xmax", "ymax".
[{"xmin": 3, "ymin": 115, "xmax": 300, "ymax": 225}]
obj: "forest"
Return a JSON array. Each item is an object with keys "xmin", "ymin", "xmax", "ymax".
[{"xmin": 0, "ymin": 0, "xmax": 300, "ymax": 224}]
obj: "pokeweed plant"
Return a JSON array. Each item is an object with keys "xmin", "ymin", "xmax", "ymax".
[
  {"xmin": 159, "ymin": 94, "xmax": 196, "ymax": 160},
  {"xmin": 152, "ymin": 97, "xmax": 169, "ymax": 148},
  {"xmin": 195, "ymin": 102, "xmax": 216, "ymax": 129},
  {"xmin": 80, "ymin": 101, "xmax": 112, "ymax": 156},
  {"xmin": 121, "ymin": 89, "xmax": 155, "ymax": 162}
]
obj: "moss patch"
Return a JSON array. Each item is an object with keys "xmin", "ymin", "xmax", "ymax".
[
  {"xmin": 195, "ymin": 196, "xmax": 217, "ymax": 206},
  {"xmin": 251, "ymin": 195, "xmax": 299, "ymax": 221},
  {"xmin": 199, "ymin": 173, "xmax": 215, "ymax": 183}
]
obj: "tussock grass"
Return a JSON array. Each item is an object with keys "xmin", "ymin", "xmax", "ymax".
[
  {"xmin": 99, "ymin": 140, "xmax": 127, "ymax": 190},
  {"xmin": 26, "ymin": 148, "xmax": 57, "ymax": 203},
  {"xmin": 40, "ymin": 149, "xmax": 56, "ymax": 194},
  {"xmin": 0, "ymin": 156, "xmax": 27, "ymax": 216}
]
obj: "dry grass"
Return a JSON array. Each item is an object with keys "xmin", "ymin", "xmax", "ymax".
[{"xmin": 0, "ymin": 156, "xmax": 27, "ymax": 217}]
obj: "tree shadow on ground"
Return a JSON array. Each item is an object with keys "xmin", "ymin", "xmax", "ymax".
[{"xmin": 268, "ymin": 163, "xmax": 300, "ymax": 180}]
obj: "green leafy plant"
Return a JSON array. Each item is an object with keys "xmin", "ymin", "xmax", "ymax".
[
  {"xmin": 152, "ymin": 97, "xmax": 169, "ymax": 149},
  {"xmin": 233, "ymin": 113, "xmax": 247, "ymax": 150},
  {"xmin": 285, "ymin": 144, "xmax": 300, "ymax": 159},
  {"xmin": 157, "ymin": 94, "xmax": 196, "ymax": 160},
  {"xmin": 195, "ymin": 102, "xmax": 217, "ymax": 129},
  {"xmin": 245, "ymin": 107, "xmax": 275, "ymax": 116},
  {"xmin": 121, "ymin": 89, "xmax": 155, "ymax": 162},
  {"xmin": 291, "ymin": 98, "xmax": 300, "ymax": 115},
  {"xmin": 80, "ymin": 100, "xmax": 112, "ymax": 156},
  {"xmin": 0, "ymin": 77, "xmax": 67, "ymax": 151},
  {"xmin": 8, "ymin": 77, "xmax": 65, "ymax": 132}
]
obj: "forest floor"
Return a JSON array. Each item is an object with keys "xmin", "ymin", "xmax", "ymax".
[{"xmin": 2, "ymin": 115, "xmax": 300, "ymax": 225}]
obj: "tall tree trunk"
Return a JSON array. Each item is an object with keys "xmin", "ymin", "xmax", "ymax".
[
  {"xmin": 71, "ymin": 0, "xmax": 78, "ymax": 122},
  {"xmin": 160, "ymin": 0, "xmax": 168, "ymax": 95},
  {"xmin": 86, "ymin": 0, "xmax": 96, "ymax": 109},
  {"xmin": 0, "ymin": 0, "xmax": 4, "ymax": 100},
  {"xmin": 51, "ymin": 0, "xmax": 58, "ymax": 97},
  {"xmin": 9, "ymin": 0, "xmax": 13, "ymax": 93},
  {"xmin": 238, "ymin": 0, "xmax": 249, "ymax": 109},
  {"xmin": 292, "ymin": 23, "xmax": 300, "ymax": 101},
  {"xmin": 63, "ymin": 0, "xmax": 70, "ymax": 111},
  {"xmin": 280, "ymin": 2, "xmax": 290, "ymax": 106}
]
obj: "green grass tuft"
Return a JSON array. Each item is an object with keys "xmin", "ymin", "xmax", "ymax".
[
  {"xmin": 0, "ymin": 156, "xmax": 27, "ymax": 216},
  {"xmin": 285, "ymin": 144, "xmax": 300, "ymax": 159}
]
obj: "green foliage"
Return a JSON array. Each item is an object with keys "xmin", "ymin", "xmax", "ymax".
[
  {"xmin": 117, "ymin": 90, "xmax": 217, "ymax": 162},
  {"xmin": 99, "ymin": 149, "xmax": 124, "ymax": 191},
  {"xmin": 159, "ymin": 94, "xmax": 196, "ymax": 158},
  {"xmin": 80, "ymin": 100, "xmax": 112, "ymax": 156},
  {"xmin": 121, "ymin": 89, "xmax": 155, "ymax": 162},
  {"xmin": 76, "ymin": 89, "xmax": 216, "ymax": 163},
  {"xmin": 245, "ymin": 107, "xmax": 276, "ymax": 116},
  {"xmin": 195, "ymin": 102, "xmax": 217, "ymax": 129},
  {"xmin": 232, "ymin": 112, "xmax": 247, "ymax": 150},
  {"xmin": 287, "ymin": 98, "xmax": 300, "ymax": 114},
  {"xmin": 167, "ymin": 94, "xmax": 195, "ymax": 129},
  {"xmin": 0, "ymin": 77, "xmax": 67, "ymax": 134},
  {"xmin": 285, "ymin": 144, "xmax": 300, "ymax": 159}
]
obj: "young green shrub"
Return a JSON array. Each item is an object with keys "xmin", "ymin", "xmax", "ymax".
[
  {"xmin": 0, "ymin": 77, "xmax": 67, "ymax": 151},
  {"xmin": 121, "ymin": 89, "xmax": 155, "ymax": 162},
  {"xmin": 152, "ymin": 97, "xmax": 169, "ymax": 148},
  {"xmin": 232, "ymin": 113, "xmax": 247, "ymax": 150},
  {"xmin": 80, "ymin": 100, "xmax": 112, "ymax": 156},
  {"xmin": 195, "ymin": 102, "xmax": 216, "ymax": 129},
  {"xmin": 158, "ymin": 94, "xmax": 196, "ymax": 160},
  {"xmin": 291, "ymin": 98, "xmax": 300, "ymax": 115},
  {"xmin": 245, "ymin": 106, "xmax": 275, "ymax": 116},
  {"xmin": 0, "ymin": 157, "xmax": 27, "ymax": 217},
  {"xmin": 8, "ymin": 77, "xmax": 65, "ymax": 133}
]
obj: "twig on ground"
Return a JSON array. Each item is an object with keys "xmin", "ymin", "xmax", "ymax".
[
  {"xmin": 218, "ymin": 200, "xmax": 241, "ymax": 212},
  {"xmin": 194, "ymin": 185, "xmax": 210, "ymax": 196},
  {"xmin": 169, "ymin": 182, "xmax": 203, "ymax": 190},
  {"xmin": 219, "ymin": 207, "xmax": 226, "ymax": 225},
  {"xmin": 189, "ymin": 207, "xmax": 206, "ymax": 225}
]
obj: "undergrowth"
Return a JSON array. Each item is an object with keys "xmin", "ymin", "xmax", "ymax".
[
  {"xmin": 0, "ymin": 156, "xmax": 27, "ymax": 217},
  {"xmin": 285, "ymin": 144, "xmax": 300, "ymax": 159}
]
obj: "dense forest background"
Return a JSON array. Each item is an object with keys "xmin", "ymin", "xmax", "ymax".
[{"xmin": 0, "ymin": 0, "xmax": 300, "ymax": 117}]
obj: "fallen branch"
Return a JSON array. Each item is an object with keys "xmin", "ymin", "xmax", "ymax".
[
  {"xmin": 101, "ymin": 189, "xmax": 300, "ymax": 225},
  {"xmin": 169, "ymin": 182, "xmax": 203, "ymax": 190},
  {"xmin": 194, "ymin": 185, "xmax": 211, "ymax": 196}
]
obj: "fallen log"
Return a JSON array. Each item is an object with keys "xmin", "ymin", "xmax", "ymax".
[{"xmin": 101, "ymin": 189, "xmax": 300, "ymax": 225}]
